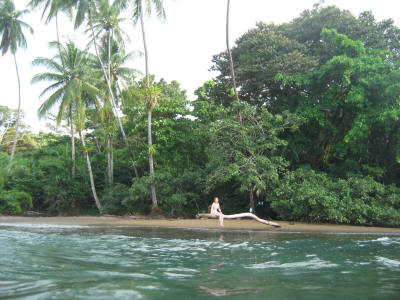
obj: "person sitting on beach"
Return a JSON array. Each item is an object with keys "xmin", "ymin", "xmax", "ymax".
[{"xmin": 210, "ymin": 197, "xmax": 224, "ymax": 227}]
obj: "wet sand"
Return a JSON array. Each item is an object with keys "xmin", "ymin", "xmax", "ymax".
[{"xmin": 0, "ymin": 216, "xmax": 399, "ymax": 234}]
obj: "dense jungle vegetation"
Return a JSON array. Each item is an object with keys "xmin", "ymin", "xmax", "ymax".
[{"xmin": 1, "ymin": 1, "xmax": 399, "ymax": 226}]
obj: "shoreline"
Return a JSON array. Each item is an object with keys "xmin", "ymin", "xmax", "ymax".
[{"xmin": 0, "ymin": 216, "xmax": 399, "ymax": 234}]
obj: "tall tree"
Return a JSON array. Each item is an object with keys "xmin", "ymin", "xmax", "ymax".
[
  {"xmin": 0, "ymin": 0, "xmax": 33, "ymax": 173},
  {"xmin": 132, "ymin": 0, "xmax": 165, "ymax": 212},
  {"xmin": 29, "ymin": 0, "xmax": 77, "ymax": 175},
  {"xmin": 72, "ymin": 1, "xmax": 129, "ymax": 143},
  {"xmin": 114, "ymin": 0, "xmax": 165, "ymax": 211},
  {"xmin": 90, "ymin": 38, "xmax": 136, "ymax": 187},
  {"xmin": 71, "ymin": 0, "xmax": 140, "ymax": 178},
  {"xmin": 75, "ymin": 97, "xmax": 103, "ymax": 214},
  {"xmin": 32, "ymin": 41, "xmax": 103, "ymax": 213},
  {"xmin": 225, "ymin": 0, "xmax": 242, "ymax": 124},
  {"xmin": 28, "ymin": 0, "xmax": 70, "ymax": 50},
  {"xmin": 88, "ymin": 0, "xmax": 131, "ymax": 187}
]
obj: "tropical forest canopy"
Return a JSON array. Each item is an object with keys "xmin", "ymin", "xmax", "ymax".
[{"xmin": 1, "ymin": 1, "xmax": 399, "ymax": 227}]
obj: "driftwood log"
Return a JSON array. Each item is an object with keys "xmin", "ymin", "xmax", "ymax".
[{"xmin": 197, "ymin": 213, "xmax": 281, "ymax": 228}]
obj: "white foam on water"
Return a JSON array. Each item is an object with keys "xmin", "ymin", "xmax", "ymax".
[
  {"xmin": 87, "ymin": 271, "xmax": 155, "ymax": 279},
  {"xmin": 229, "ymin": 242, "xmax": 249, "ymax": 248},
  {"xmin": 376, "ymin": 256, "xmax": 400, "ymax": 268},
  {"xmin": 160, "ymin": 267, "xmax": 199, "ymax": 273},
  {"xmin": 136, "ymin": 285, "xmax": 164, "ymax": 291},
  {"xmin": 163, "ymin": 272, "xmax": 194, "ymax": 278},
  {"xmin": 113, "ymin": 290, "xmax": 143, "ymax": 299},
  {"xmin": 357, "ymin": 237, "xmax": 400, "ymax": 245},
  {"xmin": 270, "ymin": 252, "xmax": 279, "ymax": 256},
  {"xmin": 0, "ymin": 223, "xmax": 90, "ymax": 229},
  {"xmin": 246, "ymin": 258, "xmax": 338, "ymax": 270}
]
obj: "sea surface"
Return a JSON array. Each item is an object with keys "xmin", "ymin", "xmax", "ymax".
[{"xmin": 0, "ymin": 224, "xmax": 399, "ymax": 299}]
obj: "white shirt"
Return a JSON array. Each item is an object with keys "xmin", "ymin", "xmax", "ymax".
[{"xmin": 211, "ymin": 203, "xmax": 220, "ymax": 214}]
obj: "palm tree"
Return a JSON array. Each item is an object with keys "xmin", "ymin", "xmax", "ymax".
[
  {"xmin": 0, "ymin": 0, "xmax": 33, "ymax": 173},
  {"xmin": 226, "ymin": 0, "xmax": 242, "ymax": 125},
  {"xmin": 130, "ymin": 0, "xmax": 165, "ymax": 212},
  {"xmin": 28, "ymin": 0, "xmax": 70, "ymax": 48},
  {"xmin": 88, "ymin": 0, "xmax": 131, "ymax": 187},
  {"xmin": 32, "ymin": 41, "xmax": 103, "ymax": 213},
  {"xmin": 71, "ymin": 0, "xmax": 131, "ymax": 147},
  {"xmin": 29, "ymin": 0, "xmax": 78, "ymax": 175},
  {"xmin": 90, "ymin": 38, "xmax": 137, "ymax": 187},
  {"xmin": 74, "ymin": 95, "xmax": 103, "ymax": 214}
]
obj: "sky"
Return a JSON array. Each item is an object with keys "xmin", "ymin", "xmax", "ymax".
[{"xmin": 1, "ymin": 0, "xmax": 399, "ymax": 132}]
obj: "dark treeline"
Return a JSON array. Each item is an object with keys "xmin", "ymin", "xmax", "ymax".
[{"xmin": 1, "ymin": 2, "xmax": 399, "ymax": 226}]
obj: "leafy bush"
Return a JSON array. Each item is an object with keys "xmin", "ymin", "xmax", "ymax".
[
  {"xmin": 0, "ymin": 189, "xmax": 32, "ymax": 215},
  {"xmin": 269, "ymin": 168, "xmax": 400, "ymax": 226},
  {"xmin": 101, "ymin": 183, "xmax": 133, "ymax": 215}
]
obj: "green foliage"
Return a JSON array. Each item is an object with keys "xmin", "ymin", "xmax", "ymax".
[
  {"xmin": 269, "ymin": 168, "xmax": 400, "ymax": 226},
  {"xmin": 1, "ymin": 4, "xmax": 400, "ymax": 228},
  {"xmin": 279, "ymin": 29, "xmax": 400, "ymax": 182},
  {"xmin": 2, "ymin": 134, "xmax": 93, "ymax": 215},
  {"xmin": 206, "ymin": 102, "xmax": 301, "ymax": 211},
  {"xmin": 0, "ymin": 189, "xmax": 32, "ymax": 215},
  {"xmin": 101, "ymin": 183, "xmax": 133, "ymax": 215},
  {"xmin": 0, "ymin": 0, "xmax": 33, "ymax": 55}
]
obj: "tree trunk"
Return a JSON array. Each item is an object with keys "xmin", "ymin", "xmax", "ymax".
[
  {"xmin": 226, "ymin": 0, "xmax": 243, "ymax": 125},
  {"xmin": 79, "ymin": 130, "xmax": 102, "ymax": 213},
  {"xmin": 140, "ymin": 8, "xmax": 158, "ymax": 211},
  {"xmin": 106, "ymin": 31, "xmax": 114, "ymax": 188},
  {"xmin": 147, "ymin": 108, "xmax": 157, "ymax": 210},
  {"xmin": 198, "ymin": 213, "xmax": 281, "ymax": 227},
  {"xmin": 87, "ymin": 11, "xmax": 139, "ymax": 178},
  {"xmin": 55, "ymin": 13, "xmax": 64, "ymax": 67},
  {"xmin": 7, "ymin": 54, "xmax": 21, "ymax": 174},
  {"xmin": 0, "ymin": 121, "xmax": 10, "ymax": 145},
  {"xmin": 249, "ymin": 183, "xmax": 255, "ymax": 214},
  {"xmin": 70, "ymin": 117, "xmax": 75, "ymax": 177},
  {"xmin": 107, "ymin": 136, "xmax": 113, "ymax": 188}
]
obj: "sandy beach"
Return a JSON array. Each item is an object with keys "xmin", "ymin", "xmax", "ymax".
[{"xmin": 0, "ymin": 215, "xmax": 399, "ymax": 234}]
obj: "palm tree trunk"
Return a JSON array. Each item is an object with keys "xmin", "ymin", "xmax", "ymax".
[
  {"xmin": 88, "ymin": 12, "xmax": 126, "ymax": 140},
  {"xmin": 106, "ymin": 31, "xmax": 114, "ymax": 188},
  {"xmin": 108, "ymin": 29, "xmax": 112, "ymax": 81},
  {"xmin": 140, "ymin": 8, "xmax": 158, "ymax": 211},
  {"xmin": 71, "ymin": 117, "xmax": 75, "ymax": 177},
  {"xmin": 111, "ymin": 137, "xmax": 114, "ymax": 184},
  {"xmin": 107, "ymin": 136, "xmax": 113, "ymax": 187},
  {"xmin": 226, "ymin": 0, "xmax": 242, "ymax": 125},
  {"xmin": 0, "ymin": 121, "xmax": 10, "ymax": 146},
  {"xmin": 87, "ymin": 10, "xmax": 139, "ymax": 177},
  {"xmin": 79, "ymin": 130, "xmax": 102, "ymax": 213},
  {"xmin": 7, "ymin": 54, "xmax": 21, "ymax": 174},
  {"xmin": 147, "ymin": 108, "xmax": 157, "ymax": 210}
]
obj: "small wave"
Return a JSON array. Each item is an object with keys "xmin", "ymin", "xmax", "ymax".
[
  {"xmin": 229, "ymin": 242, "xmax": 249, "ymax": 248},
  {"xmin": 357, "ymin": 237, "xmax": 400, "ymax": 245},
  {"xmin": 0, "ymin": 223, "xmax": 90, "ymax": 229},
  {"xmin": 376, "ymin": 256, "xmax": 400, "ymax": 268},
  {"xmin": 87, "ymin": 271, "xmax": 155, "ymax": 279},
  {"xmin": 160, "ymin": 267, "xmax": 199, "ymax": 273},
  {"xmin": 246, "ymin": 258, "xmax": 337, "ymax": 270},
  {"xmin": 136, "ymin": 285, "xmax": 164, "ymax": 291},
  {"xmin": 163, "ymin": 272, "xmax": 194, "ymax": 278}
]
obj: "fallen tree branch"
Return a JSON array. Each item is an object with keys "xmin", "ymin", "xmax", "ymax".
[{"xmin": 197, "ymin": 213, "xmax": 281, "ymax": 228}]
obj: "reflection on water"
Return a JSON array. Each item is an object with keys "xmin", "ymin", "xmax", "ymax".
[{"xmin": 0, "ymin": 224, "xmax": 399, "ymax": 299}]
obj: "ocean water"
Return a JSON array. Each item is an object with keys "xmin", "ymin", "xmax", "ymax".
[{"xmin": 0, "ymin": 224, "xmax": 399, "ymax": 299}]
